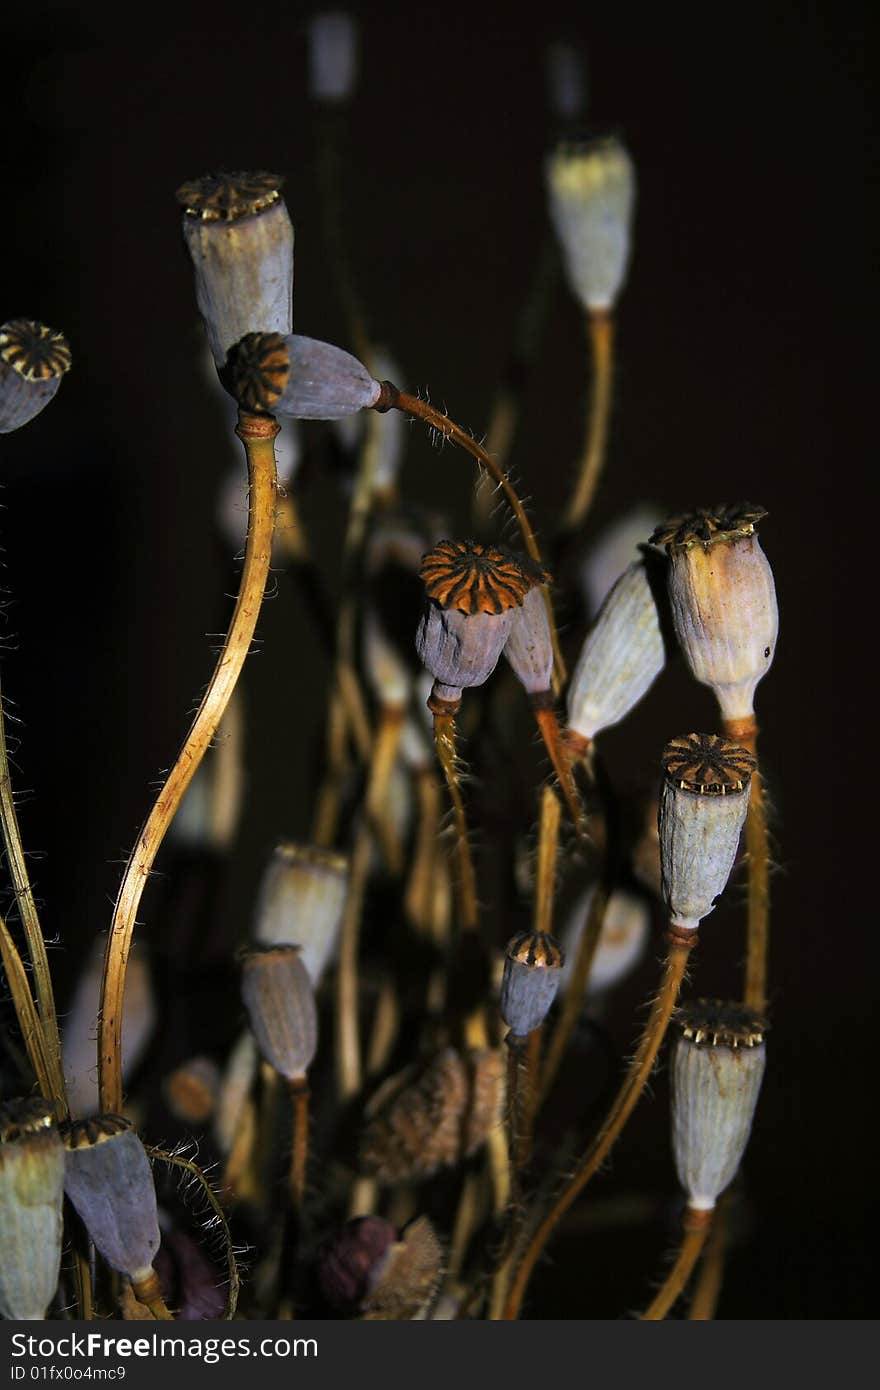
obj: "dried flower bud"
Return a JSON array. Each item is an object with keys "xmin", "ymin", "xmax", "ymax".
[
  {"xmin": 501, "ymin": 931, "xmax": 565, "ymax": 1037},
  {"xmin": 659, "ymin": 733, "xmax": 756, "ymax": 931},
  {"xmin": 567, "ymin": 558, "xmax": 665, "ymax": 746},
  {"xmin": 546, "ymin": 137, "xmax": 636, "ymax": 311},
  {"xmin": 318, "ymin": 1216, "xmax": 397, "ymax": 1311},
  {"xmin": 653, "ymin": 505, "xmax": 778, "ymax": 723},
  {"xmin": 228, "ymin": 330, "xmax": 381, "ymax": 418},
  {"xmin": 671, "ymin": 1000, "xmax": 767, "ymax": 1209},
  {"xmin": 360, "ymin": 1216, "xmax": 443, "ymax": 1320},
  {"xmin": 0, "ymin": 1099, "xmax": 65, "ymax": 1320},
  {"xmin": 240, "ymin": 944, "xmax": 318, "ymax": 1080},
  {"xmin": 62, "ymin": 1115, "xmax": 161, "ymax": 1281},
  {"xmin": 254, "ymin": 842, "xmax": 349, "ymax": 986},
  {"xmin": 164, "ymin": 1056, "xmax": 221, "ymax": 1126},
  {"xmin": 307, "ymin": 10, "xmax": 358, "ymax": 104},
  {"xmin": 560, "ymin": 886, "xmax": 650, "ymax": 996},
  {"xmin": 177, "ymin": 171, "xmax": 294, "ymax": 368},
  {"xmin": 0, "ymin": 319, "xmax": 71, "ymax": 433}
]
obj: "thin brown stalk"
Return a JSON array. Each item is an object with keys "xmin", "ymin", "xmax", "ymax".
[
  {"xmin": 641, "ymin": 1211, "xmax": 712, "ymax": 1320},
  {"xmin": 432, "ymin": 711, "xmax": 478, "ymax": 933},
  {"xmin": 99, "ymin": 410, "xmax": 278, "ymax": 1114},
  {"xmin": 561, "ymin": 310, "xmax": 614, "ymax": 533},
  {"xmin": 689, "ymin": 1197, "xmax": 730, "ymax": 1319},
  {"xmin": 723, "ymin": 716, "xmax": 768, "ymax": 1012},
  {"xmin": 288, "ymin": 1077, "xmax": 310, "ymax": 1212}
]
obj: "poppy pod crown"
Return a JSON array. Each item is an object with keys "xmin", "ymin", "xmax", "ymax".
[{"xmin": 0, "ymin": 318, "xmax": 72, "ymax": 433}]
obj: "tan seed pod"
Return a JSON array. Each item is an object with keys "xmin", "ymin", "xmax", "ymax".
[
  {"xmin": 462, "ymin": 1048, "xmax": 506, "ymax": 1155},
  {"xmin": 360, "ymin": 1216, "xmax": 444, "ymax": 1320},
  {"xmin": 0, "ymin": 1099, "xmax": 65, "ymax": 1320}
]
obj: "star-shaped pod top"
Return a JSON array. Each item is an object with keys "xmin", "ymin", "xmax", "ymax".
[
  {"xmin": 419, "ymin": 540, "xmax": 547, "ymax": 616},
  {"xmin": 661, "ymin": 732, "xmax": 756, "ymax": 797},
  {"xmin": 0, "ymin": 319, "xmax": 71, "ymax": 433}
]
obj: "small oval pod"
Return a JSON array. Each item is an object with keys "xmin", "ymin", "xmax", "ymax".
[
  {"xmin": 566, "ymin": 558, "xmax": 665, "ymax": 748},
  {"xmin": 659, "ymin": 733, "xmax": 756, "ymax": 931},
  {"xmin": 671, "ymin": 1001, "xmax": 767, "ymax": 1209},
  {"xmin": 500, "ymin": 930, "xmax": 565, "ymax": 1038},
  {"xmin": 229, "ymin": 330, "xmax": 381, "ymax": 418},
  {"xmin": 240, "ymin": 944, "xmax": 318, "ymax": 1080},
  {"xmin": 0, "ymin": 319, "xmax": 71, "ymax": 433},
  {"xmin": 0, "ymin": 1099, "xmax": 65, "ymax": 1320},
  {"xmin": 653, "ymin": 505, "xmax": 778, "ymax": 724},
  {"xmin": 545, "ymin": 136, "xmax": 636, "ymax": 311},
  {"xmin": 253, "ymin": 842, "xmax": 349, "ymax": 986},
  {"xmin": 177, "ymin": 171, "xmax": 294, "ymax": 369},
  {"xmin": 62, "ymin": 1115, "xmax": 161, "ymax": 1282}
]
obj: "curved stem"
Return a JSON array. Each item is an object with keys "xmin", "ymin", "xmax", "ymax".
[
  {"xmin": 561, "ymin": 310, "xmax": 614, "ymax": 533},
  {"xmin": 146, "ymin": 1144, "xmax": 240, "ymax": 1319},
  {"xmin": 641, "ymin": 1212, "xmax": 712, "ymax": 1320},
  {"xmin": 502, "ymin": 938, "xmax": 694, "ymax": 1319},
  {"xmin": 432, "ymin": 711, "xmax": 478, "ymax": 933},
  {"xmin": 98, "ymin": 411, "xmax": 278, "ymax": 1114},
  {"xmin": 0, "ymin": 912, "xmax": 53, "ymax": 1096}
]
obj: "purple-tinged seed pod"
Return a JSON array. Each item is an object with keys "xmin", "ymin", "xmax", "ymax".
[
  {"xmin": 176, "ymin": 171, "xmax": 294, "ymax": 369},
  {"xmin": 307, "ymin": 10, "xmax": 359, "ymax": 104},
  {"xmin": 0, "ymin": 319, "xmax": 71, "ymax": 433},
  {"xmin": 240, "ymin": 944, "xmax": 318, "ymax": 1080},
  {"xmin": 501, "ymin": 930, "xmax": 565, "ymax": 1038},
  {"xmin": 61, "ymin": 1115, "xmax": 161, "ymax": 1283},
  {"xmin": 546, "ymin": 136, "xmax": 636, "ymax": 312},
  {"xmin": 659, "ymin": 733, "xmax": 756, "ymax": 932},
  {"xmin": 360, "ymin": 1216, "xmax": 444, "ymax": 1320},
  {"xmin": 254, "ymin": 843, "xmax": 349, "ymax": 986},
  {"xmin": 0, "ymin": 1099, "xmax": 65, "ymax": 1320},
  {"xmin": 671, "ymin": 1000, "xmax": 767, "ymax": 1210},
  {"xmin": 228, "ymin": 330, "xmax": 381, "ymax": 419},
  {"xmin": 318, "ymin": 1216, "xmax": 398, "ymax": 1312},
  {"xmin": 503, "ymin": 585, "xmax": 554, "ymax": 695}
]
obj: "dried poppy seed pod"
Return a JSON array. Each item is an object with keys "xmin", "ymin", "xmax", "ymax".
[
  {"xmin": 360, "ymin": 1216, "xmax": 443, "ymax": 1320},
  {"xmin": 560, "ymin": 886, "xmax": 650, "ymax": 996},
  {"xmin": 307, "ymin": 10, "xmax": 358, "ymax": 103},
  {"xmin": 566, "ymin": 558, "xmax": 665, "ymax": 751},
  {"xmin": 0, "ymin": 1099, "xmax": 65, "ymax": 1320},
  {"xmin": 501, "ymin": 931, "xmax": 565, "ymax": 1038},
  {"xmin": 229, "ymin": 330, "xmax": 381, "ymax": 419},
  {"xmin": 0, "ymin": 319, "xmax": 71, "ymax": 433},
  {"xmin": 177, "ymin": 171, "xmax": 294, "ymax": 369},
  {"xmin": 164, "ymin": 1055, "xmax": 221, "ymax": 1126},
  {"xmin": 503, "ymin": 579, "xmax": 555, "ymax": 695},
  {"xmin": 546, "ymin": 136, "xmax": 636, "ymax": 311},
  {"xmin": 318, "ymin": 1216, "xmax": 398, "ymax": 1312},
  {"xmin": 672, "ymin": 1001, "xmax": 767, "ymax": 1210},
  {"xmin": 416, "ymin": 540, "xmax": 539, "ymax": 706},
  {"xmin": 254, "ymin": 842, "xmax": 349, "ymax": 986},
  {"xmin": 62, "ymin": 1115, "xmax": 161, "ymax": 1285},
  {"xmin": 659, "ymin": 733, "xmax": 756, "ymax": 932},
  {"xmin": 240, "ymin": 944, "xmax": 318, "ymax": 1080},
  {"xmin": 653, "ymin": 505, "xmax": 778, "ymax": 724}
]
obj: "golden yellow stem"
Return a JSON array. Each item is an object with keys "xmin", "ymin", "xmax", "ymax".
[
  {"xmin": 0, "ymin": 913, "xmax": 53, "ymax": 1096},
  {"xmin": 562, "ymin": 310, "xmax": 614, "ymax": 533},
  {"xmin": 98, "ymin": 410, "xmax": 278, "ymax": 1114},
  {"xmin": 532, "ymin": 705, "xmax": 585, "ymax": 836},
  {"xmin": 502, "ymin": 939, "xmax": 694, "ymax": 1319},
  {"xmin": 641, "ymin": 1213, "xmax": 712, "ymax": 1320},
  {"xmin": 432, "ymin": 712, "xmax": 478, "ymax": 933}
]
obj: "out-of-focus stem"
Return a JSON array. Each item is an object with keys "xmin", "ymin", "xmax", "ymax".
[
  {"xmin": 689, "ymin": 1197, "xmax": 730, "ymax": 1319},
  {"xmin": 99, "ymin": 410, "xmax": 278, "ymax": 1114},
  {"xmin": 532, "ymin": 701, "xmax": 585, "ymax": 835},
  {"xmin": 561, "ymin": 310, "xmax": 614, "ymax": 533},
  {"xmin": 288, "ymin": 1077, "xmax": 310, "ymax": 1212},
  {"xmin": 641, "ymin": 1210, "xmax": 713, "ymax": 1320},
  {"xmin": 431, "ymin": 711, "xmax": 478, "ymax": 934},
  {"xmin": 538, "ymin": 884, "xmax": 607, "ymax": 1108},
  {"xmin": 722, "ymin": 715, "xmax": 768, "ymax": 1012}
]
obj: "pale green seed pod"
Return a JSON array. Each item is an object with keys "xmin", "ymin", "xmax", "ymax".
[
  {"xmin": 254, "ymin": 843, "xmax": 349, "ymax": 986},
  {"xmin": 177, "ymin": 172, "xmax": 294, "ymax": 369},
  {"xmin": 62, "ymin": 1115, "xmax": 161, "ymax": 1282},
  {"xmin": 659, "ymin": 733, "xmax": 756, "ymax": 931},
  {"xmin": 229, "ymin": 331, "xmax": 381, "ymax": 418},
  {"xmin": 546, "ymin": 136, "xmax": 636, "ymax": 311},
  {"xmin": 671, "ymin": 1001, "xmax": 767, "ymax": 1209},
  {"xmin": 0, "ymin": 319, "xmax": 71, "ymax": 433},
  {"xmin": 241, "ymin": 944, "xmax": 318, "ymax": 1080},
  {"xmin": 653, "ymin": 505, "xmax": 778, "ymax": 723},
  {"xmin": 0, "ymin": 1099, "xmax": 65, "ymax": 1320},
  {"xmin": 566, "ymin": 559, "xmax": 665, "ymax": 745}
]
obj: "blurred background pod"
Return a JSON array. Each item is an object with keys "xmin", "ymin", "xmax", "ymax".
[
  {"xmin": 358, "ymin": 1216, "xmax": 443, "ymax": 1320},
  {"xmin": 579, "ymin": 504, "xmax": 665, "ymax": 618},
  {"xmin": 214, "ymin": 1030, "xmax": 258, "ymax": 1157},
  {"xmin": 0, "ymin": 1099, "xmax": 65, "ymax": 1320},
  {"xmin": 559, "ymin": 885, "xmax": 650, "ymax": 999},
  {"xmin": 653, "ymin": 505, "xmax": 778, "ymax": 724},
  {"xmin": 0, "ymin": 318, "xmax": 71, "ymax": 433},
  {"xmin": 167, "ymin": 684, "xmax": 245, "ymax": 854},
  {"xmin": 307, "ymin": 9, "xmax": 359, "ymax": 106},
  {"xmin": 318, "ymin": 1215, "xmax": 397, "ymax": 1313},
  {"xmin": 228, "ymin": 330, "xmax": 380, "ymax": 419},
  {"xmin": 62, "ymin": 939, "xmax": 156, "ymax": 1119},
  {"xmin": 177, "ymin": 171, "xmax": 294, "ymax": 369},
  {"xmin": 61, "ymin": 1115, "xmax": 161, "ymax": 1284},
  {"xmin": 545, "ymin": 136, "xmax": 636, "ymax": 312},
  {"xmin": 240, "ymin": 944, "xmax": 318, "ymax": 1081},
  {"xmin": 163, "ymin": 1055, "xmax": 221, "ymax": 1127},
  {"xmin": 659, "ymin": 733, "xmax": 756, "ymax": 931},
  {"xmin": 500, "ymin": 930, "xmax": 565, "ymax": 1038},
  {"xmin": 671, "ymin": 1000, "xmax": 767, "ymax": 1210},
  {"xmin": 253, "ymin": 843, "xmax": 349, "ymax": 987}
]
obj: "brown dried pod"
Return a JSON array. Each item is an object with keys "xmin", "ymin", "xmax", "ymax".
[
  {"xmin": 0, "ymin": 1099, "xmax": 65, "ymax": 1320},
  {"xmin": 240, "ymin": 944, "xmax": 318, "ymax": 1081},
  {"xmin": 164, "ymin": 1055, "xmax": 221, "ymax": 1126},
  {"xmin": 318, "ymin": 1216, "xmax": 398, "ymax": 1312},
  {"xmin": 360, "ymin": 1216, "xmax": 444, "ymax": 1320},
  {"xmin": 0, "ymin": 318, "xmax": 71, "ymax": 433}
]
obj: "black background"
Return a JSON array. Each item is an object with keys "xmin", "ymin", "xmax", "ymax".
[{"xmin": 0, "ymin": 0, "xmax": 869, "ymax": 1319}]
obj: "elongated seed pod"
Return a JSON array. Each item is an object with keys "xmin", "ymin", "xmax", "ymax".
[
  {"xmin": 254, "ymin": 843, "xmax": 349, "ymax": 986},
  {"xmin": 501, "ymin": 931, "xmax": 565, "ymax": 1037},
  {"xmin": 560, "ymin": 886, "xmax": 650, "ymax": 995},
  {"xmin": 671, "ymin": 1001, "xmax": 767, "ymax": 1209},
  {"xmin": 659, "ymin": 733, "xmax": 755, "ymax": 931},
  {"xmin": 62, "ymin": 1116, "xmax": 161, "ymax": 1282},
  {"xmin": 229, "ymin": 330, "xmax": 381, "ymax": 418},
  {"xmin": 0, "ymin": 319, "xmax": 71, "ymax": 433},
  {"xmin": 0, "ymin": 1100, "xmax": 65, "ymax": 1320},
  {"xmin": 214, "ymin": 1031, "xmax": 258, "ymax": 1156},
  {"xmin": 240, "ymin": 944, "xmax": 318, "ymax": 1080},
  {"xmin": 546, "ymin": 137, "xmax": 636, "ymax": 311}
]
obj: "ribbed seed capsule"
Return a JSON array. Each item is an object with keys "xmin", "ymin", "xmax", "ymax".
[
  {"xmin": 0, "ymin": 1099, "xmax": 65, "ymax": 1320},
  {"xmin": 240, "ymin": 944, "xmax": 318, "ymax": 1080},
  {"xmin": 0, "ymin": 319, "xmax": 71, "ymax": 433},
  {"xmin": 653, "ymin": 505, "xmax": 778, "ymax": 723},
  {"xmin": 62, "ymin": 1115, "xmax": 161, "ymax": 1283},
  {"xmin": 254, "ymin": 843, "xmax": 349, "ymax": 986},
  {"xmin": 659, "ymin": 733, "xmax": 756, "ymax": 931},
  {"xmin": 177, "ymin": 171, "xmax": 294, "ymax": 369},
  {"xmin": 566, "ymin": 558, "xmax": 665, "ymax": 749},
  {"xmin": 671, "ymin": 1000, "xmax": 767, "ymax": 1209},
  {"xmin": 228, "ymin": 330, "xmax": 381, "ymax": 418},
  {"xmin": 545, "ymin": 136, "xmax": 636, "ymax": 311},
  {"xmin": 501, "ymin": 930, "xmax": 565, "ymax": 1037}
]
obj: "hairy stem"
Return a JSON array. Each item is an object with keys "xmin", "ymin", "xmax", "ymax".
[
  {"xmin": 641, "ymin": 1212, "xmax": 712, "ymax": 1320},
  {"xmin": 432, "ymin": 712, "xmax": 478, "ymax": 933}
]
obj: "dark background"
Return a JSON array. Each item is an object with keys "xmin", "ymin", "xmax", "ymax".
[{"xmin": 0, "ymin": 0, "xmax": 869, "ymax": 1318}]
